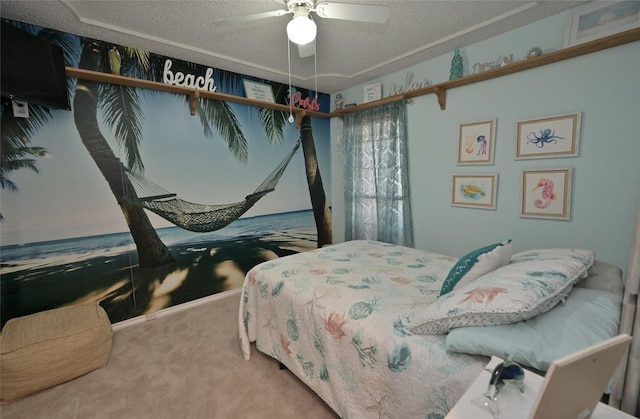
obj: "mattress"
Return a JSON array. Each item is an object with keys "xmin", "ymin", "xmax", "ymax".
[{"xmin": 239, "ymin": 240, "xmax": 487, "ymax": 418}]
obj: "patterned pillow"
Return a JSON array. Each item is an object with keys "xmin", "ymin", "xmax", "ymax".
[
  {"xmin": 411, "ymin": 256, "xmax": 594, "ymax": 335},
  {"xmin": 439, "ymin": 240, "xmax": 512, "ymax": 296},
  {"xmin": 510, "ymin": 248, "xmax": 595, "ymax": 267}
]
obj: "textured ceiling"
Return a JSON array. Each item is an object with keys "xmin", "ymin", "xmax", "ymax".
[{"xmin": 0, "ymin": 0, "xmax": 586, "ymax": 93}]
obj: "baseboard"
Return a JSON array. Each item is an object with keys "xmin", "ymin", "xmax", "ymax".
[{"xmin": 111, "ymin": 288, "xmax": 241, "ymax": 331}]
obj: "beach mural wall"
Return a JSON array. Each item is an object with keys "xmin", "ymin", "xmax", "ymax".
[{"xmin": 0, "ymin": 19, "xmax": 332, "ymax": 327}]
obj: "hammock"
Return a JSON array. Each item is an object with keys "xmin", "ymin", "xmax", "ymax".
[{"xmin": 121, "ymin": 141, "xmax": 301, "ymax": 232}]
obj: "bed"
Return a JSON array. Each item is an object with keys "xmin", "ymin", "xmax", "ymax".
[{"xmin": 238, "ymin": 239, "xmax": 628, "ymax": 418}]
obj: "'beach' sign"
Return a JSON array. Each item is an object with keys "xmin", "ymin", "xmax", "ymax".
[{"xmin": 163, "ymin": 59, "xmax": 217, "ymax": 92}]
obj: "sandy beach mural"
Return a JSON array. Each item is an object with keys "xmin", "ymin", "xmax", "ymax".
[{"xmin": 0, "ymin": 20, "xmax": 331, "ymax": 327}]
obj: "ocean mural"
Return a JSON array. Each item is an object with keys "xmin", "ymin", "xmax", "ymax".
[{"xmin": 0, "ymin": 19, "xmax": 332, "ymax": 326}]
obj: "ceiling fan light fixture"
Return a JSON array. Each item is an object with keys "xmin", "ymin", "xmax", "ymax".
[{"xmin": 287, "ymin": 15, "xmax": 317, "ymax": 45}]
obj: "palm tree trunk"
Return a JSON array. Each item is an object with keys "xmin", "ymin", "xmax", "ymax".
[
  {"xmin": 300, "ymin": 115, "xmax": 332, "ymax": 247},
  {"xmin": 74, "ymin": 41, "xmax": 174, "ymax": 267}
]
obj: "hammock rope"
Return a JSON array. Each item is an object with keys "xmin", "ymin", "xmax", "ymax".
[{"xmin": 121, "ymin": 140, "xmax": 301, "ymax": 232}]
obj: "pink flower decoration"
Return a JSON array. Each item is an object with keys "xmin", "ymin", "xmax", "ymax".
[
  {"xmin": 248, "ymin": 270, "xmax": 259, "ymax": 285},
  {"xmin": 460, "ymin": 286, "xmax": 508, "ymax": 308},
  {"xmin": 310, "ymin": 269, "xmax": 329, "ymax": 275},
  {"xmin": 391, "ymin": 276, "xmax": 412, "ymax": 284},
  {"xmin": 325, "ymin": 312, "xmax": 347, "ymax": 338},
  {"xmin": 280, "ymin": 334, "xmax": 292, "ymax": 355}
]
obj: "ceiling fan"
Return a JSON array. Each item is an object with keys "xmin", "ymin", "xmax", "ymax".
[{"xmin": 212, "ymin": 1, "xmax": 391, "ymax": 57}]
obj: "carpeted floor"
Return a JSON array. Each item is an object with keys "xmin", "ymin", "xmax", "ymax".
[{"xmin": 0, "ymin": 290, "xmax": 338, "ymax": 419}]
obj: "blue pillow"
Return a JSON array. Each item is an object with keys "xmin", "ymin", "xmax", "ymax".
[
  {"xmin": 439, "ymin": 240, "xmax": 512, "ymax": 296},
  {"xmin": 445, "ymin": 288, "xmax": 622, "ymax": 371}
]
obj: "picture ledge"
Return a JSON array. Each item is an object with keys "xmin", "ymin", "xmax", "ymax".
[{"xmin": 65, "ymin": 27, "xmax": 640, "ymax": 120}]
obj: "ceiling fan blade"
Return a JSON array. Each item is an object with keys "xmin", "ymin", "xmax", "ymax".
[
  {"xmin": 212, "ymin": 9, "xmax": 289, "ymax": 26},
  {"xmin": 313, "ymin": 2, "xmax": 391, "ymax": 23},
  {"xmin": 298, "ymin": 41, "xmax": 315, "ymax": 58}
]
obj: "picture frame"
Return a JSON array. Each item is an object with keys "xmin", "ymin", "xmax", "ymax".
[
  {"xmin": 516, "ymin": 112, "xmax": 581, "ymax": 160},
  {"xmin": 520, "ymin": 168, "xmax": 573, "ymax": 220},
  {"xmin": 363, "ymin": 83, "xmax": 382, "ymax": 103},
  {"xmin": 457, "ymin": 119, "xmax": 496, "ymax": 165},
  {"xmin": 451, "ymin": 174, "xmax": 498, "ymax": 210},
  {"xmin": 563, "ymin": 1, "xmax": 640, "ymax": 47},
  {"xmin": 242, "ymin": 80, "xmax": 275, "ymax": 103}
]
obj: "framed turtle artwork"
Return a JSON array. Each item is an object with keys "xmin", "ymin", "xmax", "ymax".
[{"xmin": 451, "ymin": 174, "xmax": 498, "ymax": 210}]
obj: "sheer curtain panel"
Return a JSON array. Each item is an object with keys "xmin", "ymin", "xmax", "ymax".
[{"xmin": 342, "ymin": 101, "xmax": 413, "ymax": 247}]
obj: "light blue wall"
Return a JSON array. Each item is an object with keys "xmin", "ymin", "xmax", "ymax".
[{"xmin": 330, "ymin": 9, "xmax": 640, "ymax": 278}]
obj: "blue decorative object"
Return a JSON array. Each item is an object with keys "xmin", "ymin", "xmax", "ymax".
[
  {"xmin": 527, "ymin": 47, "xmax": 543, "ymax": 59},
  {"xmin": 449, "ymin": 49, "xmax": 463, "ymax": 80}
]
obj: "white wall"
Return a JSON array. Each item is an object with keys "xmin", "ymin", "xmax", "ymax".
[{"xmin": 330, "ymin": 9, "xmax": 640, "ymax": 279}]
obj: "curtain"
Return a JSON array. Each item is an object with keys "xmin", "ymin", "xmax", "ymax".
[
  {"xmin": 610, "ymin": 189, "xmax": 640, "ymax": 416},
  {"xmin": 342, "ymin": 101, "xmax": 413, "ymax": 247}
]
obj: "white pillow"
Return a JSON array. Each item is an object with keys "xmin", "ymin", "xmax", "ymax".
[
  {"xmin": 410, "ymin": 256, "xmax": 593, "ymax": 335},
  {"xmin": 510, "ymin": 248, "xmax": 595, "ymax": 269}
]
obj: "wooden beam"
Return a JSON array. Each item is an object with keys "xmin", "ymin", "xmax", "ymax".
[
  {"xmin": 334, "ymin": 27, "xmax": 640, "ymax": 115},
  {"xmin": 189, "ymin": 91, "xmax": 199, "ymax": 116},
  {"xmin": 67, "ymin": 27, "xmax": 640, "ymax": 118},
  {"xmin": 295, "ymin": 110, "xmax": 307, "ymax": 128},
  {"xmin": 66, "ymin": 67, "xmax": 330, "ymax": 119},
  {"xmin": 433, "ymin": 86, "xmax": 446, "ymax": 110}
]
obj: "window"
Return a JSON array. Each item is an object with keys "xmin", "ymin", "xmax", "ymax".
[{"xmin": 342, "ymin": 101, "xmax": 413, "ymax": 246}]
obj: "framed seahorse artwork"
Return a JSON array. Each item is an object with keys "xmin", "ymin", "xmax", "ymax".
[
  {"xmin": 516, "ymin": 113, "xmax": 581, "ymax": 159},
  {"xmin": 457, "ymin": 119, "xmax": 496, "ymax": 165},
  {"xmin": 521, "ymin": 168, "xmax": 573, "ymax": 220}
]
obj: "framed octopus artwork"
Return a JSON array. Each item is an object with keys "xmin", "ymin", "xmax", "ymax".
[
  {"xmin": 457, "ymin": 119, "xmax": 496, "ymax": 165},
  {"xmin": 516, "ymin": 112, "xmax": 581, "ymax": 159},
  {"xmin": 521, "ymin": 168, "xmax": 573, "ymax": 220}
]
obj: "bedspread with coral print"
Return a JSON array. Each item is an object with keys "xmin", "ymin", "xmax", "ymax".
[{"xmin": 238, "ymin": 240, "xmax": 487, "ymax": 418}]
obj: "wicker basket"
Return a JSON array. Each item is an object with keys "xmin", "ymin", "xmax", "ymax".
[{"xmin": 0, "ymin": 301, "xmax": 113, "ymax": 404}]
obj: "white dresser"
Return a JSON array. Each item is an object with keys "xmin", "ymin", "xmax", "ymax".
[{"xmin": 447, "ymin": 357, "xmax": 635, "ymax": 419}]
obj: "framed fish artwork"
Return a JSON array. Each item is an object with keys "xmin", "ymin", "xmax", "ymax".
[
  {"xmin": 521, "ymin": 168, "xmax": 573, "ymax": 220},
  {"xmin": 451, "ymin": 174, "xmax": 498, "ymax": 210}
]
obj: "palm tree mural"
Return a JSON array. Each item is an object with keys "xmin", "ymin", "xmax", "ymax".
[
  {"xmin": 3, "ymin": 21, "xmax": 332, "ymax": 268},
  {"xmin": 72, "ymin": 39, "xmax": 251, "ymax": 268},
  {"xmin": 259, "ymin": 85, "xmax": 332, "ymax": 247},
  {"xmin": 73, "ymin": 39, "xmax": 333, "ymax": 261},
  {"xmin": 0, "ymin": 120, "xmax": 48, "ymax": 222},
  {"xmin": 0, "ymin": 117, "xmax": 48, "ymax": 192},
  {"xmin": 0, "ymin": 22, "xmax": 81, "ymax": 214}
]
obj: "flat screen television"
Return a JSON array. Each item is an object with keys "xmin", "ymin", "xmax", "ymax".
[{"xmin": 1, "ymin": 21, "xmax": 71, "ymax": 110}]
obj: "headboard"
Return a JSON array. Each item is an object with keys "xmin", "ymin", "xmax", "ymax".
[{"xmin": 575, "ymin": 260, "xmax": 625, "ymax": 296}]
